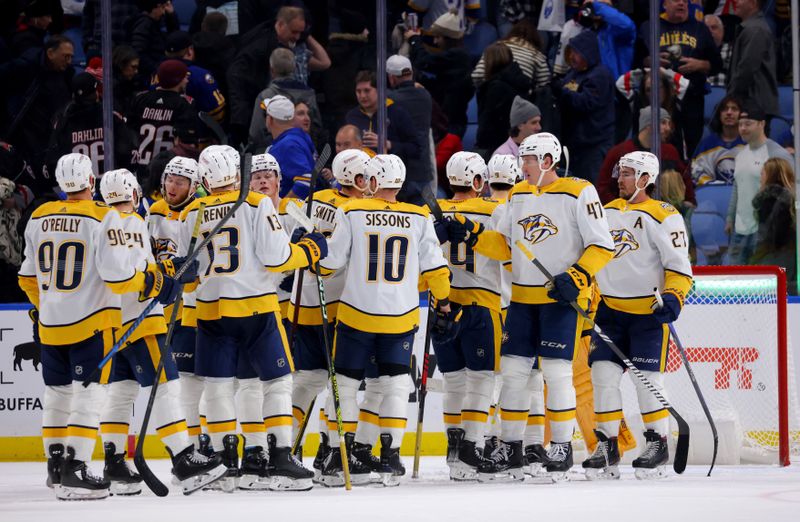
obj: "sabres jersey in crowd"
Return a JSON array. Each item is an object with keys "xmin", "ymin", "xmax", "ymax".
[
  {"xmin": 148, "ymin": 198, "xmax": 197, "ymax": 326},
  {"xmin": 151, "ymin": 60, "xmax": 225, "ymax": 122},
  {"xmin": 115, "ymin": 210, "xmax": 167, "ymax": 344},
  {"xmin": 480, "ymin": 177, "xmax": 614, "ymax": 304},
  {"xmin": 287, "ymin": 189, "xmax": 352, "ymax": 325},
  {"xmin": 128, "ymin": 90, "xmax": 197, "ymax": 167},
  {"xmin": 597, "ymin": 198, "xmax": 693, "ymax": 313},
  {"xmin": 179, "ymin": 190, "xmax": 313, "ymax": 321},
  {"xmin": 18, "ymin": 200, "xmax": 148, "ymax": 345},
  {"xmin": 438, "ymin": 197, "xmax": 502, "ymax": 312},
  {"xmin": 320, "ymin": 198, "xmax": 450, "ymax": 334}
]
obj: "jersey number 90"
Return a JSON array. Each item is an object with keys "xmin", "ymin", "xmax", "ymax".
[{"xmin": 37, "ymin": 240, "xmax": 85, "ymax": 292}]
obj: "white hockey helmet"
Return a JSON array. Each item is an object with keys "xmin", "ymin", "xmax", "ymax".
[
  {"xmin": 487, "ymin": 154, "xmax": 521, "ymax": 185},
  {"xmin": 364, "ymin": 154, "xmax": 406, "ymax": 191},
  {"xmin": 332, "ymin": 149, "xmax": 370, "ymax": 188},
  {"xmin": 251, "ymin": 152, "xmax": 281, "ymax": 183},
  {"xmin": 55, "ymin": 153, "xmax": 94, "ymax": 193},
  {"xmin": 518, "ymin": 132, "xmax": 562, "ymax": 172},
  {"xmin": 446, "ymin": 151, "xmax": 487, "ymax": 190},
  {"xmin": 618, "ymin": 151, "xmax": 660, "ymax": 187},
  {"xmin": 199, "ymin": 145, "xmax": 240, "ymax": 190},
  {"xmin": 100, "ymin": 168, "xmax": 141, "ymax": 206}
]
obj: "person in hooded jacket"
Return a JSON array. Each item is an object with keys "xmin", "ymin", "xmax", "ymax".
[
  {"xmin": 125, "ymin": 0, "xmax": 179, "ymax": 81},
  {"xmin": 551, "ymin": 30, "xmax": 615, "ymax": 183}
]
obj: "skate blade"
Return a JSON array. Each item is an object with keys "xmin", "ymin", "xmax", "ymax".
[
  {"xmin": 634, "ymin": 466, "xmax": 667, "ymax": 481},
  {"xmin": 379, "ymin": 473, "xmax": 401, "ymax": 487},
  {"xmin": 56, "ymin": 485, "xmax": 110, "ymax": 501},
  {"xmin": 349, "ymin": 472, "xmax": 374, "ymax": 486},
  {"xmin": 477, "ymin": 468, "xmax": 525, "ymax": 483},
  {"xmin": 548, "ymin": 470, "xmax": 571, "ymax": 483},
  {"xmin": 268, "ymin": 476, "xmax": 313, "ymax": 491},
  {"xmin": 109, "ymin": 481, "xmax": 143, "ymax": 496},
  {"xmin": 448, "ymin": 462, "xmax": 478, "ymax": 481},
  {"xmin": 185, "ymin": 464, "xmax": 229, "ymax": 495},
  {"xmin": 312, "ymin": 469, "xmax": 322, "ymax": 484},
  {"xmin": 238, "ymin": 473, "xmax": 272, "ymax": 491},
  {"xmin": 584, "ymin": 466, "xmax": 620, "ymax": 481},
  {"xmin": 524, "ymin": 463, "xmax": 545, "ymax": 477},
  {"xmin": 319, "ymin": 473, "xmax": 345, "ymax": 488}
]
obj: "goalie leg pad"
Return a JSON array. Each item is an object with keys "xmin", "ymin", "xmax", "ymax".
[
  {"xmin": 236, "ymin": 378, "xmax": 267, "ymax": 449},
  {"xmin": 498, "ymin": 355, "xmax": 535, "ymax": 443},
  {"xmin": 203, "ymin": 377, "xmax": 236, "ymax": 450},
  {"xmin": 262, "ymin": 374, "xmax": 293, "ymax": 448},
  {"xmin": 540, "ymin": 357, "xmax": 576, "ymax": 444}
]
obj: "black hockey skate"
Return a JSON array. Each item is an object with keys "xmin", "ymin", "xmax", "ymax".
[
  {"xmin": 103, "ymin": 442, "xmax": 142, "ymax": 495},
  {"xmin": 57, "ymin": 447, "xmax": 110, "ymax": 501},
  {"xmin": 483, "ymin": 435, "xmax": 500, "ymax": 459},
  {"xmin": 170, "ymin": 444, "xmax": 227, "ymax": 494},
  {"xmin": 451, "ymin": 439, "xmax": 490, "ymax": 481},
  {"xmin": 477, "ymin": 440, "xmax": 525, "ymax": 483},
  {"xmin": 632, "ymin": 429, "xmax": 669, "ymax": 480},
  {"xmin": 269, "ymin": 445, "xmax": 314, "ymax": 491},
  {"xmin": 545, "ymin": 441, "xmax": 574, "ymax": 483},
  {"xmin": 379, "ymin": 434, "xmax": 405, "ymax": 487},
  {"xmin": 238, "ymin": 446, "xmax": 271, "ymax": 490},
  {"xmin": 349, "ymin": 436, "xmax": 380, "ymax": 485},
  {"xmin": 446, "ymin": 428, "xmax": 465, "ymax": 479},
  {"xmin": 46, "ymin": 443, "xmax": 64, "ymax": 489},
  {"xmin": 524, "ymin": 443, "xmax": 550, "ymax": 477},
  {"xmin": 582, "ymin": 430, "xmax": 621, "ymax": 480},
  {"xmin": 313, "ymin": 432, "xmax": 330, "ymax": 483},
  {"xmin": 206, "ymin": 434, "xmax": 240, "ymax": 492},
  {"xmin": 197, "ymin": 433, "xmax": 214, "ymax": 458}
]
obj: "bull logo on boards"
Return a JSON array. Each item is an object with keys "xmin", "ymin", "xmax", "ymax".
[
  {"xmin": 518, "ymin": 214, "xmax": 558, "ymax": 244},
  {"xmin": 13, "ymin": 342, "xmax": 40, "ymax": 371},
  {"xmin": 611, "ymin": 228, "xmax": 639, "ymax": 258}
]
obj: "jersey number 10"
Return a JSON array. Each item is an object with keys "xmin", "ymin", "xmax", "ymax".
[{"xmin": 366, "ymin": 234, "xmax": 408, "ymax": 283}]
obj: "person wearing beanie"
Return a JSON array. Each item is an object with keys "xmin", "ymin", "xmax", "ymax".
[
  {"xmin": 493, "ymin": 95, "xmax": 542, "ymax": 158},
  {"xmin": 407, "ymin": 1, "xmax": 481, "ymax": 36},
  {"xmin": 596, "ymin": 106, "xmax": 693, "ymax": 205},
  {"xmin": 125, "ymin": 0, "xmax": 179, "ymax": 80},
  {"xmin": 264, "ymin": 95, "xmax": 316, "ymax": 199},
  {"xmin": 128, "ymin": 58, "xmax": 197, "ymax": 177}
]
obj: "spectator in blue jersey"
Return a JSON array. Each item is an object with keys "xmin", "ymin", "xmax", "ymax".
[
  {"xmin": 265, "ymin": 95, "xmax": 315, "ymax": 199},
  {"xmin": 162, "ymin": 31, "xmax": 226, "ymax": 123},
  {"xmin": 573, "ymin": 0, "xmax": 636, "ymax": 79},
  {"xmin": 691, "ymin": 94, "xmax": 744, "ymax": 185}
]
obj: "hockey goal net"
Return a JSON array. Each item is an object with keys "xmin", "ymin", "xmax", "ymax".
[{"xmin": 616, "ymin": 265, "xmax": 800, "ymax": 466}]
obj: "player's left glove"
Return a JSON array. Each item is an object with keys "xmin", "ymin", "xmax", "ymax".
[
  {"xmin": 141, "ymin": 271, "xmax": 181, "ymax": 305},
  {"xmin": 157, "ymin": 257, "xmax": 198, "ymax": 283},
  {"xmin": 279, "ymin": 272, "xmax": 295, "ymax": 293},
  {"xmin": 547, "ymin": 264, "xmax": 590, "ymax": 305},
  {"xmin": 290, "ymin": 227, "xmax": 307, "ymax": 244},
  {"xmin": 297, "ymin": 231, "xmax": 328, "ymax": 265},
  {"xmin": 453, "ymin": 213, "xmax": 484, "ymax": 248},
  {"xmin": 431, "ymin": 298, "xmax": 463, "ymax": 346},
  {"xmin": 434, "ymin": 219, "xmax": 449, "ymax": 244},
  {"xmin": 652, "ymin": 292, "xmax": 682, "ymax": 323}
]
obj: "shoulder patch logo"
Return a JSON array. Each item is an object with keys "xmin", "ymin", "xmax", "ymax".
[
  {"xmin": 518, "ymin": 214, "xmax": 558, "ymax": 244},
  {"xmin": 610, "ymin": 228, "xmax": 639, "ymax": 258},
  {"xmin": 152, "ymin": 238, "xmax": 178, "ymax": 261},
  {"xmin": 661, "ymin": 202, "xmax": 676, "ymax": 212}
]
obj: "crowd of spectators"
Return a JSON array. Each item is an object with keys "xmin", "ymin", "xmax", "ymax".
[{"xmin": 0, "ymin": 0, "xmax": 798, "ymax": 299}]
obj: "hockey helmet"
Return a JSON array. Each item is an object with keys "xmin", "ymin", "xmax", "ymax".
[
  {"xmin": 332, "ymin": 149, "xmax": 370, "ymax": 188},
  {"xmin": 518, "ymin": 132, "xmax": 561, "ymax": 172},
  {"xmin": 199, "ymin": 145, "xmax": 240, "ymax": 190},
  {"xmin": 487, "ymin": 154, "xmax": 521, "ymax": 186},
  {"xmin": 55, "ymin": 153, "xmax": 94, "ymax": 194},
  {"xmin": 100, "ymin": 168, "xmax": 141, "ymax": 206},
  {"xmin": 618, "ymin": 151, "xmax": 660, "ymax": 187},
  {"xmin": 446, "ymin": 151, "xmax": 487, "ymax": 190},
  {"xmin": 364, "ymin": 154, "xmax": 406, "ymax": 191},
  {"xmin": 161, "ymin": 156, "xmax": 199, "ymax": 206},
  {"xmin": 251, "ymin": 152, "xmax": 281, "ymax": 183}
]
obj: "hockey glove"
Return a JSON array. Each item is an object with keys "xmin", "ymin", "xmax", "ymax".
[
  {"xmin": 446, "ymin": 217, "xmax": 468, "ymax": 244},
  {"xmin": 279, "ymin": 272, "xmax": 295, "ymax": 293},
  {"xmin": 454, "ymin": 213, "xmax": 484, "ymax": 248},
  {"xmin": 141, "ymin": 271, "xmax": 181, "ymax": 305},
  {"xmin": 290, "ymin": 226, "xmax": 307, "ymax": 244},
  {"xmin": 297, "ymin": 232, "xmax": 328, "ymax": 265},
  {"xmin": 652, "ymin": 292, "xmax": 681, "ymax": 324},
  {"xmin": 547, "ymin": 264, "xmax": 590, "ymax": 305},
  {"xmin": 434, "ymin": 219, "xmax": 449, "ymax": 244},
  {"xmin": 431, "ymin": 298, "xmax": 463, "ymax": 346}
]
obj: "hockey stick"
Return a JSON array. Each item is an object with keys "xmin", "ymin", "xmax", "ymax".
[
  {"xmin": 515, "ymin": 241, "xmax": 689, "ymax": 474},
  {"xmin": 655, "ymin": 289, "xmax": 718, "ymax": 476},
  {"xmin": 421, "ymin": 185, "xmax": 445, "ymax": 222},
  {"xmin": 83, "ymin": 150, "xmax": 253, "ymax": 387},
  {"xmin": 198, "ymin": 111, "xmax": 228, "ymax": 145},
  {"xmin": 412, "ymin": 295, "xmax": 435, "ymax": 479},
  {"xmin": 563, "ymin": 146, "xmax": 570, "ymax": 177},
  {"xmin": 291, "ymin": 397, "xmax": 315, "ymax": 455},
  {"xmin": 132, "ymin": 202, "xmax": 207, "ymax": 497},
  {"xmin": 286, "ymin": 201, "xmax": 352, "ymax": 490}
]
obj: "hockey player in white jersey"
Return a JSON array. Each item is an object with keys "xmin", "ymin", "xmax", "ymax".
[
  {"xmin": 453, "ymin": 133, "xmax": 615, "ymax": 482},
  {"xmin": 583, "ymin": 151, "xmax": 692, "ymax": 480},
  {"xmin": 431, "ymin": 152, "xmax": 501, "ymax": 480},
  {"xmin": 17, "ymin": 153, "xmax": 182, "ymax": 500},
  {"xmin": 98, "ymin": 169, "xmax": 226, "ymax": 495},
  {"xmin": 319, "ymin": 154, "xmax": 452, "ymax": 485},
  {"xmin": 180, "ymin": 145, "xmax": 327, "ymax": 491},
  {"xmin": 147, "ymin": 157, "xmax": 210, "ymax": 458}
]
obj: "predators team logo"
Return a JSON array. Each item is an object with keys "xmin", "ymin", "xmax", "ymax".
[
  {"xmin": 152, "ymin": 237, "xmax": 178, "ymax": 261},
  {"xmin": 518, "ymin": 214, "xmax": 558, "ymax": 244},
  {"xmin": 611, "ymin": 228, "xmax": 639, "ymax": 258}
]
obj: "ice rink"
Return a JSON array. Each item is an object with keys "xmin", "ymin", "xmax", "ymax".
[{"xmin": 1, "ymin": 458, "xmax": 798, "ymax": 522}]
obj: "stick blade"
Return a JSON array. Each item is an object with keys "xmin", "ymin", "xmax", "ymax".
[
  {"xmin": 672, "ymin": 416, "xmax": 690, "ymax": 474},
  {"xmin": 134, "ymin": 454, "xmax": 169, "ymax": 497}
]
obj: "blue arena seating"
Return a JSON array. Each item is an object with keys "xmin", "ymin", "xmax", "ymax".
[{"xmin": 691, "ymin": 183, "xmax": 733, "ymax": 265}]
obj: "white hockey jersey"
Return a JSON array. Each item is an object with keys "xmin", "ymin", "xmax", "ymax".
[
  {"xmin": 179, "ymin": 190, "xmax": 312, "ymax": 321},
  {"xmin": 438, "ymin": 197, "xmax": 502, "ymax": 312},
  {"xmin": 276, "ymin": 197, "xmax": 299, "ymax": 319},
  {"xmin": 597, "ymin": 198, "xmax": 693, "ymax": 314},
  {"xmin": 320, "ymin": 198, "xmax": 450, "ymax": 334},
  {"xmin": 477, "ymin": 177, "xmax": 615, "ymax": 304},
  {"xmin": 18, "ymin": 200, "xmax": 148, "ymax": 345}
]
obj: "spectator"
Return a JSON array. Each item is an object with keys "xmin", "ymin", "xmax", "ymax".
[
  {"xmin": 615, "ymin": 67, "xmax": 688, "ymax": 143},
  {"xmin": 751, "ymin": 157, "xmax": 796, "ymax": 293},
  {"xmin": 111, "ymin": 45, "xmax": 143, "ymax": 117},
  {"xmin": 293, "ymin": 101, "xmax": 311, "ymax": 135},
  {"xmin": 334, "ymin": 124, "xmax": 371, "ymax": 156},
  {"xmin": 82, "ymin": 0, "xmax": 138, "ymax": 53},
  {"xmin": 725, "ymin": 100, "xmax": 793, "ymax": 264},
  {"xmin": 407, "ymin": 1, "xmax": 481, "ymax": 32},
  {"xmin": 635, "ymin": 0, "xmax": 722, "ymax": 158},
  {"xmin": 125, "ymin": 0, "xmax": 179, "ymax": 80},
  {"xmin": 345, "ymin": 70, "xmax": 422, "ymax": 174},
  {"xmin": 162, "ymin": 31, "xmax": 226, "ymax": 123},
  {"xmin": 597, "ymin": 107, "xmax": 694, "ymax": 205},
  {"xmin": 704, "ymin": 14, "xmax": 732, "ymax": 87},
  {"xmin": 191, "ymin": 11, "xmax": 235, "ymax": 100},
  {"xmin": 265, "ymin": 95, "xmax": 315, "ymax": 199},
  {"xmin": 574, "ymin": 0, "xmax": 636, "ymax": 79},
  {"xmin": 492, "ymin": 95, "xmax": 542, "ymax": 158},
  {"xmin": 11, "ymin": 0, "xmax": 55, "ymax": 56},
  {"xmin": 405, "ymin": 10, "xmax": 474, "ymax": 137},
  {"xmin": 471, "ymin": 18, "xmax": 551, "ymax": 93},
  {"xmin": 248, "ymin": 48, "xmax": 322, "ymax": 151},
  {"xmin": 475, "ymin": 43, "xmax": 530, "ymax": 157},
  {"xmin": 691, "ymin": 94, "xmax": 744, "ymax": 185},
  {"xmin": 727, "ymin": 0, "xmax": 779, "ymax": 117},
  {"xmin": 551, "ymin": 30, "xmax": 615, "ymax": 182},
  {"xmin": 387, "ymin": 54, "xmax": 435, "ymax": 203}
]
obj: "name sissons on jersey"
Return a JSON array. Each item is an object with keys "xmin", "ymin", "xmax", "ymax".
[{"xmin": 365, "ymin": 213, "xmax": 411, "ymax": 228}]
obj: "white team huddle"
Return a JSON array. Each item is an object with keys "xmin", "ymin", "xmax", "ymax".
[{"xmin": 18, "ymin": 130, "xmax": 692, "ymax": 500}]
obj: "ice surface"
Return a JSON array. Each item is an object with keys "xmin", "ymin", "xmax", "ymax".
[{"xmin": 1, "ymin": 458, "xmax": 798, "ymax": 522}]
